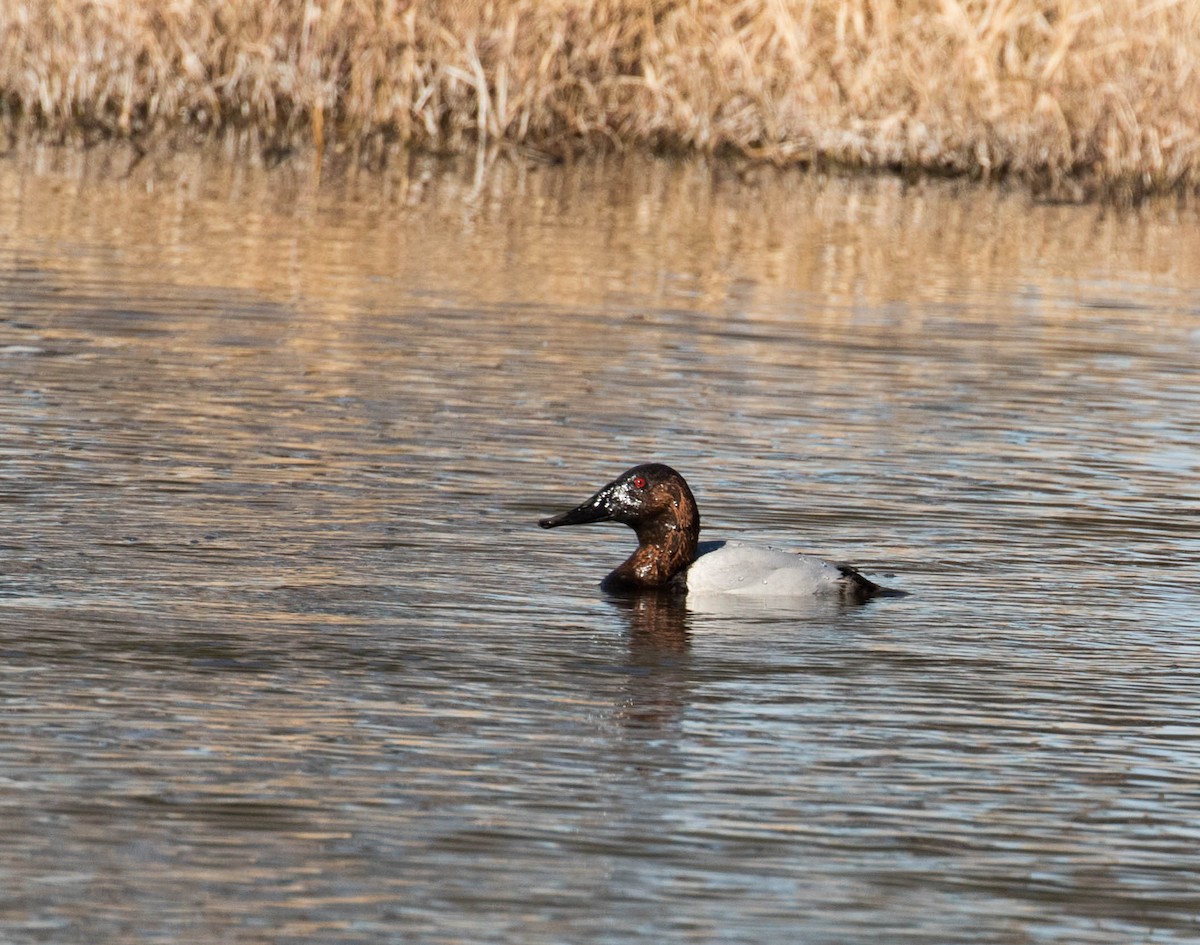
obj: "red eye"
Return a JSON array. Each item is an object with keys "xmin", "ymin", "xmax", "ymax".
[{"xmin": 632, "ymin": 476, "xmax": 647, "ymax": 489}]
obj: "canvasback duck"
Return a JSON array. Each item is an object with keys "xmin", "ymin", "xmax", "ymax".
[{"xmin": 539, "ymin": 463, "xmax": 901, "ymax": 603}]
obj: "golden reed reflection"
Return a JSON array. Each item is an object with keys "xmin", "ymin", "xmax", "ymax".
[{"xmin": 4, "ymin": 143, "xmax": 1199, "ymax": 336}]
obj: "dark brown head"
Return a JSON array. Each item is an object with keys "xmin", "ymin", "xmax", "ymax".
[{"xmin": 539, "ymin": 463, "xmax": 701, "ymax": 591}]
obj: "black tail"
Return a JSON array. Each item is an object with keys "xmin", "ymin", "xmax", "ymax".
[{"xmin": 838, "ymin": 564, "xmax": 907, "ymax": 603}]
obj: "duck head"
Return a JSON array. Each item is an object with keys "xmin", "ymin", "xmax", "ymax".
[{"xmin": 539, "ymin": 463, "xmax": 701, "ymax": 591}]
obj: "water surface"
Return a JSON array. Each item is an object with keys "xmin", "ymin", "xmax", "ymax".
[{"xmin": 1, "ymin": 145, "xmax": 1199, "ymax": 944}]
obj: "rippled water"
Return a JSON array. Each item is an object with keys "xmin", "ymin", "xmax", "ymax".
[{"xmin": 2, "ymin": 145, "xmax": 1199, "ymax": 944}]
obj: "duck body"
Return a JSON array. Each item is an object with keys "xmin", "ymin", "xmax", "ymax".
[
  {"xmin": 688, "ymin": 540, "xmax": 869, "ymax": 596},
  {"xmin": 539, "ymin": 463, "xmax": 900, "ymax": 603}
]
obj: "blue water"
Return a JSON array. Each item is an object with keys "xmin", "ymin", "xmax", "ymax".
[{"xmin": 1, "ymin": 149, "xmax": 1199, "ymax": 944}]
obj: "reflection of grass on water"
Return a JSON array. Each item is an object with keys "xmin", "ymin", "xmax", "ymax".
[{"xmin": 2, "ymin": 0, "xmax": 1197, "ymax": 200}]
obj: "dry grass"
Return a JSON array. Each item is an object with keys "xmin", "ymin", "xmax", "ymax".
[{"xmin": 2, "ymin": 0, "xmax": 1198, "ymax": 199}]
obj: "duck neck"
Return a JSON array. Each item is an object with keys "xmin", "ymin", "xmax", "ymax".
[{"xmin": 603, "ymin": 502, "xmax": 701, "ymax": 592}]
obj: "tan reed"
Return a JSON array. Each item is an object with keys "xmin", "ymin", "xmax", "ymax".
[{"xmin": 2, "ymin": 0, "xmax": 1197, "ymax": 199}]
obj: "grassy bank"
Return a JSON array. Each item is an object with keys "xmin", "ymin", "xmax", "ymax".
[{"xmin": 2, "ymin": 0, "xmax": 1198, "ymax": 199}]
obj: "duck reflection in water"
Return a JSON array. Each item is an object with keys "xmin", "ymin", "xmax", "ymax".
[{"xmin": 606, "ymin": 591, "xmax": 693, "ymax": 730}]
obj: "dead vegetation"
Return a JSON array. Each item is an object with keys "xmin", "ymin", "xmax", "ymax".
[{"xmin": 1, "ymin": 0, "xmax": 1197, "ymax": 199}]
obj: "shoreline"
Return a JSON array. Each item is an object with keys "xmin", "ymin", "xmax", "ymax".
[{"xmin": 3, "ymin": 0, "xmax": 1198, "ymax": 202}]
